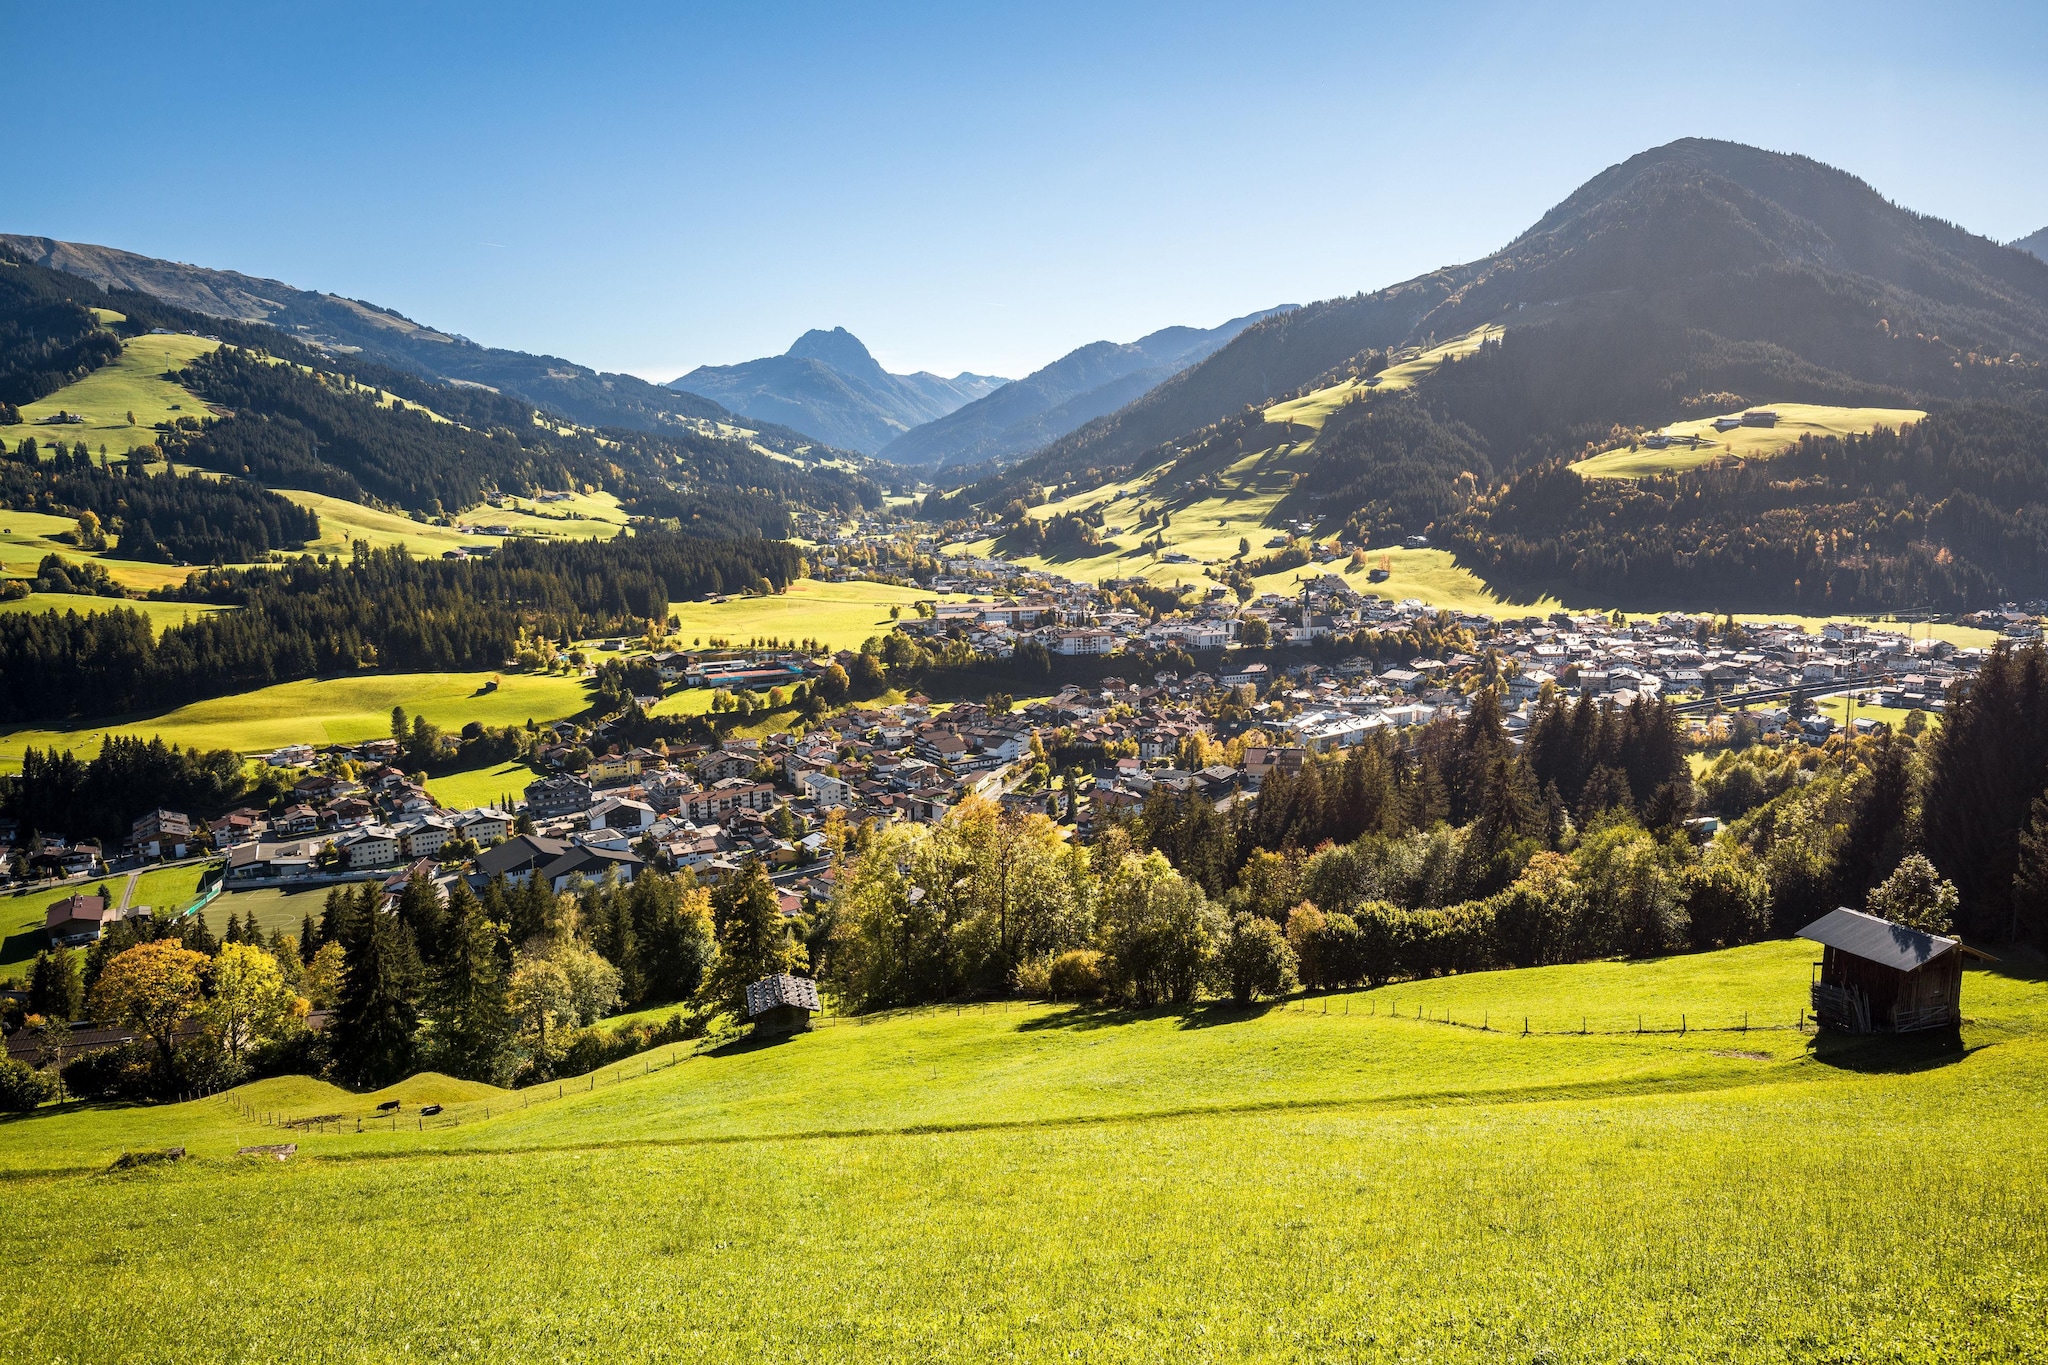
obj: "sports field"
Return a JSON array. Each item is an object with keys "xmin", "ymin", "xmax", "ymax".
[
  {"xmin": 0, "ymin": 669, "xmax": 597, "ymax": 769},
  {"xmin": 0, "ymin": 939, "xmax": 2041, "ymax": 1360},
  {"xmin": 1571, "ymin": 403, "xmax": 1926, "ymax": 479}
]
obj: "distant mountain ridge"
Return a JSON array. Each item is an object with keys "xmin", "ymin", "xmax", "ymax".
[
  {"xmin": 2017, "ymin": 227, "xmax": 2048, "ymax": 262},
  {"xmin": 0, "ymin": 234, "xmax": 846, "ymax": 459},
  {"xmin": 669, "ymin": 327, "xmax": 1005, "ymax": 455},
  {"xmin": 876, "ymin": 306, "xmax": 1294, "ymax": 468}
]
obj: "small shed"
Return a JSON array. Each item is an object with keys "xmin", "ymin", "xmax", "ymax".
[
  {"xmin": 1798, "ymin": 907, "xmax": 1987, "ymax": 1033},
  {"xmin": 745, "ymin": 973, "xmax": 820, "ymax": 1034}
]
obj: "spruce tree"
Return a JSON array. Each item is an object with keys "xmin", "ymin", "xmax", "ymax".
[
  {"xmin": 331, "ymin": 886, "xmax": 424, "ymax": 1087},
  {"xmin": 428, "ymin": 883, "xmax": 513, "ymax": 1081},
  {"xmin": 705, "ymin": 862, "xmax": 804, "ymax": 1017}
]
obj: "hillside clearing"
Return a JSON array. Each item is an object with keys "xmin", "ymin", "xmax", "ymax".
[
  {"xmin": 0, "ymin": 592, "xmax": 234, "ymax": 632},
  {"xmin": 0, "ymin": 942, "xmax": 2040, "ymax": 1360},
  {"xmin": 0, "ymin": 669, "xmax": 596, "ymax": 770},
  {"xmin": 1572, "ymin": 403, "xmax": 1926, "ymax": 479},
  {"xmin": 12, "ymin": 332, "xmax": 223, "ymax": 455}
]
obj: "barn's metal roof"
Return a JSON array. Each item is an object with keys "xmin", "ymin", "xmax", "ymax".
[
  {"xmin": 1798, "ymin": 907, "xmax": 1958, "ymax": 972},
  {"xmin": 745, "ymin": 973, "xmax": 821, "ymax": 1017}
]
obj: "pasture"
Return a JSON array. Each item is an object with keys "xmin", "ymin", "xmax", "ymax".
[
  {"xmin": 1571, "ymin": 403, "xmax": 1926, "ymax": 480},
  {"xmin": 0, "ymin": 940, "xmax": 2042, "ymax": 1360},
  {"xmin": 282, "ymin": 489, "xmax": 627, "ymax": 558},
  {"xmin": 666, "ymin": 578, "xmax": 974, "ymax": 652},
  {"xmin": 0, "ymin": 669, "xmax": 597, "ymax": 770},
  {"xmin": 11, "ymin": 332, "xmax": 223, "ymax": 455},
  {"xmin": 0, "ymin": 592, "xmax": 234, "ymax": 632}
]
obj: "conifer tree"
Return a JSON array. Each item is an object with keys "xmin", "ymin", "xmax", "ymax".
[{"xmin": 331, "ymin": 886, "xmax": 423, "ymax": 1086}]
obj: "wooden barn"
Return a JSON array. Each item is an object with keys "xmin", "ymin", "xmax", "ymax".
[
  {"xmin": 744, "ymin": 973, "xmax": 820, "ymax": 1034},
  {"xmin": 1798, "ymin": 907, "xmax": 1988, "ymax": 1033}
]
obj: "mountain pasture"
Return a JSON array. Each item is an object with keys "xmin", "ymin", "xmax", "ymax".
[
  {"xmin": 666, "ymin": 578, "xmax": 975, "ymax": 652},
  {"xmin": 0, "ymin": 669, "xmax": 596, "ymax": 770},
  {"xmin": 0, "ymin": 942, "xmax": 2042, "ymax": 1361},
  {"xmin": 1572, "ymin": 403, "xmax": 1927, "ymax": 480},
  {"xmin": 12, "ymin": 332, "xmax": 223, "ymax": 455}
]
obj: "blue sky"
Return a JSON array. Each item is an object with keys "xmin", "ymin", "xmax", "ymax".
[{"xmin": 7, "ymin": 1, "xmax": 2045, "ymax": 381}]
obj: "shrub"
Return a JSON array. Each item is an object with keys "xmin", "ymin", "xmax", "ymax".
[
  {"xmin": 1867, "ymin": 854, "xmax": 1959, "ymax": 935},
  {"xmin": 1685, "ymin": 853, "xmax": 1773, "ymax": 950},
  {"xmin": 0, "ymin": 1059, "xmax": 60, "ymax": 1111},
  {"xmin": 1212, "ymin": 913, "xmax": 1299, "ymax": 1005},
  {"xmin": 1045, "ymin": 949, "xmax": 1105, "ymax": 1001},
  {"xmin": 61, "ymin": 1042, "xmax": 157, "ymax": 1100}
]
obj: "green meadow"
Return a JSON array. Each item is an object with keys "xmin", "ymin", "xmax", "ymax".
[
  {"xmin": 0, "ymin": 592, "xmax": 233, "ymax": 632},
  {"xmin": 0, "ymin": 669, "xmax": 597, "ymax": 770},
  {"xmin": 0, "ymin": 939, "xmax": 2041, "ymax": 1360},
  {"xmin": 11, "ymin": 331, "xmax": 224, "ymax": 456},
  {"xmin": 1572, "ymin": 403, "xmax": 1926, "ymax": 480},
  {"xmin": 666, "ymin": 577, "xmax": 974, "ymax": 651}
]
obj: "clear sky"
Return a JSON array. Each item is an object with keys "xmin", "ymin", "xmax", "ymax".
[{"xmin": 7, "ymin": 1, "xmax": 2044, "ymax": 382}]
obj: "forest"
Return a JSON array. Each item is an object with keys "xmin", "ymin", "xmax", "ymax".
[
  {"xmin": 1442, "ymin": 404, "xmax": 2048, "ymax": 611},
  {"xmin": 0, "ymin": 531, "xmax": 800, "ymax": 721},
  {"xmin": 4, "ymin": 436, "xmax": 319, "ymax": 564}
]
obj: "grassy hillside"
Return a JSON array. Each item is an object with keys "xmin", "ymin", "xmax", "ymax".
[
  {"xmin": 12, "ymin": 332, "xmax": 221, "ymax": 454},
  {"xmin": 2, "ymin": 491, "xmax": 233, "ymax": 595},
  {"xmin": 0, "ymin": 592, "xmax": 234, "ymax": 631},
  {"xmin": 1572, "ymin": 403, "xmax": 1927, "ymax": 479},
  {"xmin": 0, "ymin": 669, "xmax": 595, "ymax": 770},
  {"xmin": 0, "ymin": 941, "xmax": 2041, "ymax": 1359},
  {"xmin": 281, "ymin": 488, "xmax": 626, "ymax": 558}
]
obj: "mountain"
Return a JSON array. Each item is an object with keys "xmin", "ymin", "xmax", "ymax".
[
  {"xmin": 875, "ymin": 307, "xmax": 1293, "ymax": 469},
  {"xmin": 0, "ymin": 234, "xmax": 843, "ymax": 458},
  {"xmin": 972, "ymin": 138, "xmax": 2048, "ymax": 503},
  {"xmin": 669, "ymin": 327, "xmax": 1006, "ymax": 454},
  {"xmin": 2016, "ymin": 227, "xmax": 2048, "ymax": 262}
]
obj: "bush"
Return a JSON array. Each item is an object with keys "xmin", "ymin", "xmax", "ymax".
[
  {"xmin": 1866, "ymin": 854, "xmax": 1959, "ymax": 935},
  {"xmin": 1685, "ymin": 853, "xmax": 1773, "ymax": 950},
  {"xmin": 1212, "ymin": 913, "xmax": 1299, "ymax": 1005},
  {"xmin": 1045, "ymin": 949, "xmax": 1105, "ymax": 1000},
  {"xmin": 61, "ymin": 1042, "xmax": 157, "ymax": 1100},
  {"xmin": 513, "ymin": 1011, "xmax": 696, "ymax": 1088},
  {"xmin": 0, "ymin": 1058, "xmax": 60, "ymax": 1111}
]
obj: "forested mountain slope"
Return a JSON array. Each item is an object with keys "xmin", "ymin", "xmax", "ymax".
[
  {"xmin": 670, "ymin": 327, "xmax": 1005, "ymax": 454},
  {"xmin": 2017, "ymin": 227, "xmax": 2048, "ymax": 263},
  {"xmin": 0, "ymin": 235, "xmax": 848, "ymax": 458},
  {"xmin": 971, "ymin": 139, "xmax": 2048, "ymax": 507},
  {"xmin": 877, "ymin": 307, "xmax": 1292, "ymax": 469}
]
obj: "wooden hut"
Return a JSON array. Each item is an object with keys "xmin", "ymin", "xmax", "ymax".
[
  {"xmin": 744, "ymin": 973, "xmax": 820, "ymax": 1034},
  {"xmin": 1798, "ymin": 907, "xmax": 1988, "ymax": 1033}
]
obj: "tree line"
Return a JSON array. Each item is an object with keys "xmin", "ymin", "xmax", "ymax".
[{"xmin": 0, "ymin": 531, "xmax": 799, "ymax": 721}]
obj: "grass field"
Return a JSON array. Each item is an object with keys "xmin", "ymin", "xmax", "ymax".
[
  {"xmin": 212, "ymin": 883, "xmax": 370, "ymax": 942},
  {"xmin": 0, "ymin": 592, "xmax": 234, "ymax": 632},
  {"xmin": 1263, "ymin": 324, "xmax": 1504, "ymax": 433},
  {"xmin": 0, "ymin": 503, "xmax": 218, "ymax": 595},
  {"xmin": 281, "ymin": 489, "xmax": 627, "ymax": 558},
  {"xmin": 0, "ymin": 939, "xmax": 2042, "ymax": 1359},
  {"xmin": 423, "ymin": 759, "xmax": 535, "ymax": 812},
  {"xmin": 1572, "ymin": 403, "xmax": 1927, "ymax": 480},
  {"xmin": 666, "ymin": 578, "xmax": 975, "ymax": 651},
  {"xmin": 0, "ymin": 669, "xmax": 597, "ymax": 770},
  {"xmin": 11, "ymin": 332, "xmax": 223, "ymax": 456}
]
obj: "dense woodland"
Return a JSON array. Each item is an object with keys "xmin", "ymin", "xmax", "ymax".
[
  {"xmin": 0, "ymin": 259, "xmax": 122, "ymax": 407},
  {"xmin": 0, "ymin": 531, "xmax": 798, "ymax": 721},
  {"xmin": 4, "ymin": 437, "xmax": 318, "ymax": 564},
  {"xmin": 1444, "ymin": 405, "xmax": 2048, "ymax": 611}
]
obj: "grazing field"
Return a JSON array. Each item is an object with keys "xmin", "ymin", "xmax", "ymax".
[
  {"xmin": 1, "ymin": 505, "xmax": 214, "ymax": 594},
  {"xmin": 11, "ymin": 332, "xmax": 223, "ymax": 455},
  {"xmin": 1263, "ymin": 324, "xmax": 1504, "ymax": 432},
  {"xmin": 0, "ymin": 940, "xmax": 2042, "ymax": 1360},
  {"xmin": 1571, "ymin": 403, "xmax": 1926, "ymax": 480},
  {"xmin": 666, "ymin": 578, "xmax": 975, "ymax": 651},
  {"xmin": 0, "ymin": 592, "xmax": 234, "ymax": 632},
  {"xmin": 0, "ymin": 669, "xmax": 596, "ymax": 769},
  {"xmin": 282, "ymin": 489, "xmax": 627, "ymax": 558}
]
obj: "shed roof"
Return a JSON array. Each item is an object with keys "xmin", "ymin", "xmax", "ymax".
[
  {"xmin": 745, "ymin": 973, "xmax": 820, "ymax": 1017},
  {"xmin": 1798, "ymin": 907, "xmax": 1957, "ymax": 972}
]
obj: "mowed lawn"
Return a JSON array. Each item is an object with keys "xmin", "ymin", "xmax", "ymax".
[
  {"xmin": 12, "ymin": 331, "xmax": 223, "ymax": 455},
  {"xmin": 0, "ymin": 669, "xmax": 597, "ymax": 769},
  {"xmin": 0, "ymin": 942, "xmax": 2043, "ymax": 1360},
  {"xmin": 667, "ymin": 578, "xmax": 975, "ymax": 651}
]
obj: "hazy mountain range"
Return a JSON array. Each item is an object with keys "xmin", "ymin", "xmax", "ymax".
[
  {"xmin": 875, "ymin": 307, "xmax": 1294, "ymax": 469},
  {"xmin": 668, "ymin": 328, "xmax": 1006, "ymax": 455},
  {"xmin": 2016, "ymin": 227, "xmax": 2048, "ymax": 262}
]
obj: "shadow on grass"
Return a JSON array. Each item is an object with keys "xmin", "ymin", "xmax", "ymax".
[
  {"xmin": 1015, "ymin": 998, "xmax": 1286, "ymax": 1034},
  {"xmin": 703, "ymin": 1029, "xmax": 803, "ymax": 1059},
  {"xmin": 1807, "ymin": 1028, "xmax": 1977, "ymax": 1074}
]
